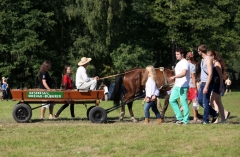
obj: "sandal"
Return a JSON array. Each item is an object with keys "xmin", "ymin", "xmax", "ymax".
[{"xmin": 191, "ymin": 119, "xmax": 202, "ymax": 123}]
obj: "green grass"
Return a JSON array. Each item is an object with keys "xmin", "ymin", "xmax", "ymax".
[{"xmin": 0, "ymin": 92, "xmax": 240, "ymax": 157}]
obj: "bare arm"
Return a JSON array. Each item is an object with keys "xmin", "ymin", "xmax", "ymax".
[
  {"xmin": 169, "ymin": 69, "xmax": 187, "ymax": 80},
  {"xmin": 191, "ymin": 73, "xmax": 197, "ymax": 88},
  {"xmin": 42, "ymin": 80, "xmax": 50, "ymax": 90},
  {"xmin": 204, "ymin": 57, "xmax": 213, "ymax": 93},
  {"xmin": 215, "ymin": 62, "xmax": 223, "ymax": 91}
]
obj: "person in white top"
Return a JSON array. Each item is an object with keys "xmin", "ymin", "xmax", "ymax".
[
  {"xmin": 169, "ymin": 47, "xmax": 190, "ymax": 124},
  {"xmin": 143, "ymin": 65, "xmax": 162, "ymax": 124},
  {"xmin": 75, "ymin": 57, "xmax": 99, "ymax": 90}
]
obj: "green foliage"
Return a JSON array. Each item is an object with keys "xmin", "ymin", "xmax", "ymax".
[
  {"xmin": 111, "ymin": 44, "xmax": 154, "ymax": 72},
  {"xmin": 1, "ymin": 0, "xmax": 240, "ymax": 87}
]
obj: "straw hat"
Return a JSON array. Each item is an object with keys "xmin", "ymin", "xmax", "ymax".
[{"xmin": 78, "ymin": 57, "xmax": 92, "ymax": 66}]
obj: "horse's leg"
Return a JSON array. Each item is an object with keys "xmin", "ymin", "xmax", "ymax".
[
  {"xmin": 161, "ymin": 93, "xmax": 170, "ymax": 121},
  {"xmin": 127, "ymin": 102, "xmax": 138, "ymax": 123},
  {"xmin": 157, "ymin": 98, "xmax": 163, "ymax": 115},
  {"xmin": 119, "ymin": 105, "xmax": 125, "ymax": 121}
]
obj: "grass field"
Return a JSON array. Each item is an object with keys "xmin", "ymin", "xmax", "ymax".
[{"xmin": 0, "ymin": 91, "xmax": 240, "ymax": 157}]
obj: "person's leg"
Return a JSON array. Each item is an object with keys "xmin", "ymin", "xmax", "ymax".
[
  {"xmin": 70, "ymin": 104, "xmax": 75, "ymax": 118},
  {"xmin": 49, "ymin": 103, "xmax": 54, "ymax": 119},
  {"xmin": 144, "ymin": 102, "xmax": 153, "ymax": 123},
  {"xmin": 151, "ymin": 102, "xmax": 162, "ymax": 124},
  {"xmin": 151, "ymin": 102, "xmax": 161, "ymax": 119},
  {"xmin": 179, "ymin": 87, "xmax": 190, "ymax": 124},
  {"xmin": 89, "ymin": 80, "xmax": 97, "ymax": 90},
  {"xmin": 212, "ymin": 92, "xmax": 225, "ymax": 122},
  {"xmin": 169, "ymin": 86, "xmax": 182, "ymax": 121},
  {"xmin": 78, "ymin": 80, "xmax": 97, "ymax": 90},
  {"xmin": 104, "ymin": 94, "xmax": 108, "ymax": 101},
  {"xmin": 55, "ymin": 104, "xmax": 69, "ymax": 117},
  {"xmin": 41, "ymin": 107, "xmax": 46, "ymax": 119},
  {"xmin": 199, "ymin": 82, "xmax": 210, "ymax": 123}
]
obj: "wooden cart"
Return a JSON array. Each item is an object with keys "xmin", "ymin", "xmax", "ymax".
[{"xmin": 11, "ymin": 89, "xmax": 106, "ymax": 123}]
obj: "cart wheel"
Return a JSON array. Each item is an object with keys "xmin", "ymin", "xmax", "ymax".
[
  {"xmin": 12, "ymin": 103, "xmax": 32, "ymax": 123},
  {"xmin": 86, "ymin": 106, "xmax": 95, "ymax": 119},
  {"xmin": 89, "ymin": 107, "xmax": 107, "ymax": 123}
]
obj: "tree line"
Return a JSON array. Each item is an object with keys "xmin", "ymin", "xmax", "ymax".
[{"xmin": 1, "ymin": 0, "xmax": 240, "ymax": 88}]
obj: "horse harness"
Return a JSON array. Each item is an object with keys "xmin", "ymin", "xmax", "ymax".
[{"xmin": 157, "ymin": 67, "xmax": 174, "ymax": 90}]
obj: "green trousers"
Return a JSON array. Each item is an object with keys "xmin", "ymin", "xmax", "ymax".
[{"xmin": 169, "ymin": 86, "xmax": 189, "ymax": 124}]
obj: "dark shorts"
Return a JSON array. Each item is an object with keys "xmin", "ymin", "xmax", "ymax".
[
  {"xmin": 226, "ymin": 85, "xmax": 231, "ymax": 90},
  {"xmin": 212, "ymin": 83, "xmax": 220, "ymax": 94}
]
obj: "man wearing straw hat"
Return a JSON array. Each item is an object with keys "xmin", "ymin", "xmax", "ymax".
[{"xmin": 76, "ymin": 57, "xmax": 99, "ymax": 90}]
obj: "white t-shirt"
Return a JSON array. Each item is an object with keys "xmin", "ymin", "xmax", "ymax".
[
  {"xmin": 145, "ymin": 77, "xmax": 159, "ymax": 98},
  {"xmin": 189, "ymin": 63, "xmax": 196, "ymax": 88},
  {"xmin": 174, "ymin": 59, "xmax": 190, "ymax": 87}
]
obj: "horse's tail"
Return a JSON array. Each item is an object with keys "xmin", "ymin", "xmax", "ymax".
[{"xmin": 111, "ymin": 74, "xmax": 124, "ymax": 106}]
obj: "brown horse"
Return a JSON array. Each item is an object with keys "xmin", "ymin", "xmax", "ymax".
[{"xmin": 111, "ymin": 67, "xmax": 175, "ymax": 122}]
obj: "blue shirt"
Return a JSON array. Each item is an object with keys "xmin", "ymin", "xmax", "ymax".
[{"xmin": 1, "ymin": 83, "xmax": 7, "ymax": 90}]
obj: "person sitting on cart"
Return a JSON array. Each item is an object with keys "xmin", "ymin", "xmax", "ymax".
[
  {"xmin": 55, "ymin": 65, "xmax": 75, "ymax": 118},
  {"xmin": 38, "ymin": 60, "xmax": 55, "ymax": 119},
  {"xmin": 75, "ymin": 57, "xmax": 99, "ymax": 90}
]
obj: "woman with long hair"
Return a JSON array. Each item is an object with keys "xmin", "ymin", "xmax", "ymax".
[
  {"xmin": 143, "ymin": 65, "xmax": 162, "ymax": 124},
  {"xmin": 55, "ymin": 65, "xmax": 75, "ymax": 118},
  {"xmin": 38, "ymin": 60, "xmax": 54, "ymax": 119},
  {"xmin": 207, "ymin": 50, "xmax": 227, "ymax": 123}
]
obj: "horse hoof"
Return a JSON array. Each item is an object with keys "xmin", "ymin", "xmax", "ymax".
[
  {"xmin": 131, "ymin": 117, "xmax": 138, "ymax": 123},
  {"xmin": 119, "ymin": 117, "xmax": 123, "ymax": 121}
]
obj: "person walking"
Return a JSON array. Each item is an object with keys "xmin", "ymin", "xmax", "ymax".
[
  {"xmin": 186, "ymin": 52, "xmax": 201, "ymax": 123},
  {"xmin": 75, "ymin": 57, "xmax": 99, "ymax": 90},
  {"xmin": 143, "ymin": 65, "xmax": 162, "ymax": 124},
  {"xmin": 1, "ymin": 77, "xmax": 8, "ymax": 100},
  {"xmin": 38, "ymin": 61, "xmax": 55, "ymax": 119},
  {"xmin": 55, "ymin": 65, "xmax": 75, "ymax": 118},
  {"xmin": 169, "ymin": 47, "xmax": 191, "ymax": 124},
  {"xmin": 207, "ymin": 50, "xmax": 228, "ymax": 123},
  {"xmin": 224, "ymin": 76, "xmax": 232, "ymax": 95},
  {"xmin": 197, "ymin": 45, "xmax": 218, "ymax": 124}
]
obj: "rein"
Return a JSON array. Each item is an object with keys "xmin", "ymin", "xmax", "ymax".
[
  {"xmin": 157, "ymin": 67, "xmax": 174, "ymax": 90},
  {"xmin": 98, "ymin": 68, "xmax": 141, "ymax": 80}
]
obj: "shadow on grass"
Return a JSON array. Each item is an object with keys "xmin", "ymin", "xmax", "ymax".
[{"xmin": 29, "ymin": 114, "xmax": 238, "ymax": 124}]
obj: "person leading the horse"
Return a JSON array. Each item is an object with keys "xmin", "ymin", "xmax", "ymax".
[
  {"xmin": 169, "ymin": 47, "xmax": 191, "ymax": 124},
  {"xmin": 76, "ymin": 57, "xmax": 99, "ymax": 90},
  {"xmin": 143, "ymin": 65, "xmax": 162, "ymax": 124}
]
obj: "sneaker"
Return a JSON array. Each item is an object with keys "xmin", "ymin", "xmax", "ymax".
[
  {"xmin": 212, "ymin": 112, "xmax": 219, "ymax": 123},
  {"xmin": 202, "ymin": 121, "xmax": 209, "ymax": 125},
  {"xmin": 191, "ymin": 119, "xmax": 202, "ymax": 124},
  {"xmin": 176, "ymin": 120, "xmax": 184, "ymax": 125}
]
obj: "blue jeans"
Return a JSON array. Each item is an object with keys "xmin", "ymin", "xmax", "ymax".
[
  {"xmin": 144, "ymin": 101, "xmax": 161, "ymax": 119},
  {"xmin": 169, "ymin": 86, "xmax": 189, "ymax": 124},
  {"xmin": 198, "ymin": 82, "xmax": 217, "ymax": 122}
]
